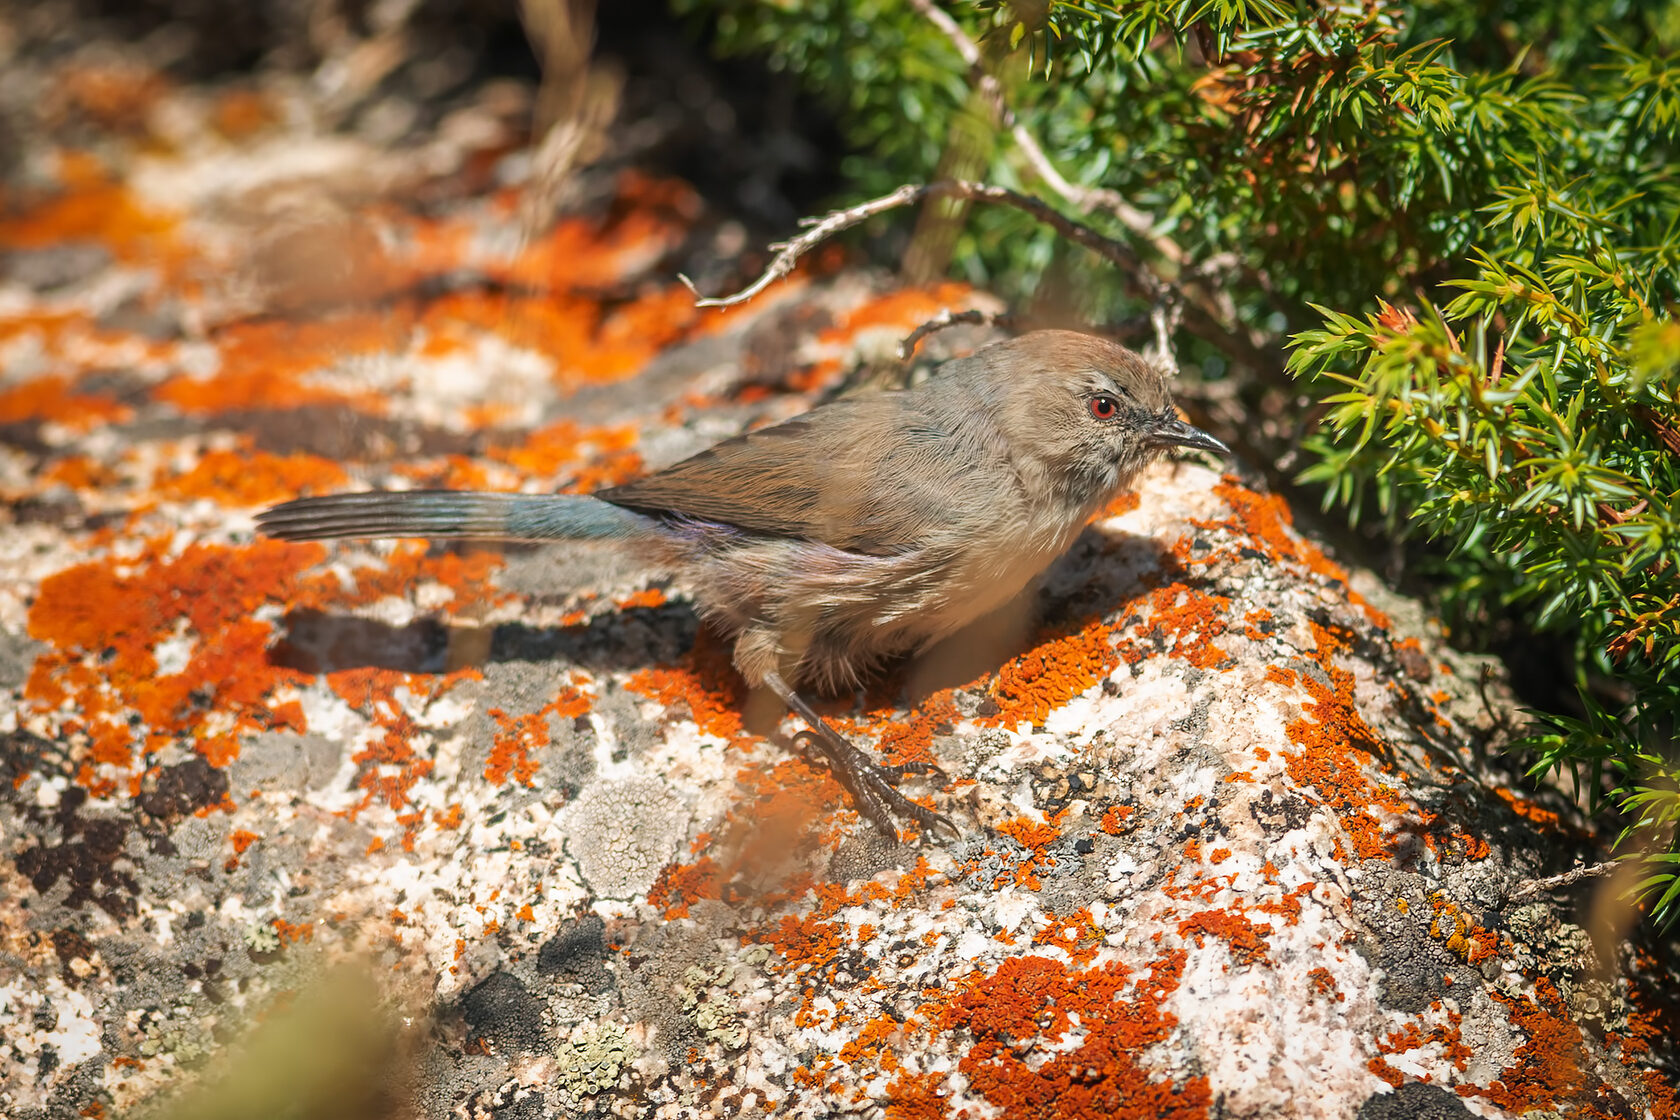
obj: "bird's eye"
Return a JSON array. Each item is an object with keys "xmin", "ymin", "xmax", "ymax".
[{"xmin": 1088, "ymin": 394, "xmax": 1120, "ymax": 420}]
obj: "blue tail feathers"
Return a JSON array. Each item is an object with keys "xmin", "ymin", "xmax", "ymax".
[{"xmin": 256, "ymin": 490, "xmax": 656, "ymax": 543}]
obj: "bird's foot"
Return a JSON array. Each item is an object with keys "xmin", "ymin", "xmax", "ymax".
[
  {"xmin": 763, "ymin": 670, "xmax": 959, "ymax": 843},
  {"xmin": 791, "ymin": 724, "xmax": 959, "ymax": 843}
]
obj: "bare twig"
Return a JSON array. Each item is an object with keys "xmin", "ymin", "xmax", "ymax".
[
  {"xmin": 897, "ymin": 309, "xmax": 1021, "ymax": 359},
  {"xmin": 1505, "ymin": 860, "xmax": 1620, "ymax": 904},
  {"xmin": 681, "ymin": 180, "xmax": 1147, "ymax": 310},
  {"xmin": 1145, "ymin": 295, "xmax": 1185, "ymax": 378}
]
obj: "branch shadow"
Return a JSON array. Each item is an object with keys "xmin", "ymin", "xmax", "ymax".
[{"xmin": 268, "ymin": 602, "xmax": 702, "ymax": 678}]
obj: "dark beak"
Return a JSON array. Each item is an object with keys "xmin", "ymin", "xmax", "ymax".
[{"xmin": 1151, "ymin": 416, "xmax": 1232, "ymax": 457}]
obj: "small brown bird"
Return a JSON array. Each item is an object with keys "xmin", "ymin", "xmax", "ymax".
[{"xmin": 258, "ymin": 331, "xmax": 1229, "ymax": 839}]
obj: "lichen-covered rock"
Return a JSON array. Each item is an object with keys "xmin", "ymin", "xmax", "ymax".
[{"xmin": 1, "ymin": 32, "xmax": 1676, "ymax": 1120}]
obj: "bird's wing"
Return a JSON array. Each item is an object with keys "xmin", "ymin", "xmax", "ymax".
[{"xmin": 598, "ymin": 396, "xmax": 978, "ymax": 556}]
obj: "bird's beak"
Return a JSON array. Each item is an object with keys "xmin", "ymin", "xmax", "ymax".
[{"xmin": 1151, "ymin": 416, "xmax": 1232, "ymax": 457}]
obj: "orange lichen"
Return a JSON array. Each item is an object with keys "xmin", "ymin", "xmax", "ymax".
[
  {"xmin": 922, "ymin": 952, "xmax": 1210, "ymax": 1120},
  {"xmin": 223, "ymin": 828, "xmax": 260, "ymax": 872},
  {"xmin": 159, "ymin": 449, "xmax": 349, "ymax": 507},
  {"xmin": 1099, "ymin": 803, "xmax": 1135, "ymax": 835},
  {"xmin": 315, "ymin": 540, "xmax": 510, "ymax": 614},
  {"xmin": 0, "ymin": 375, "xmax": 132, "ymax": 430},
  {"xmin": 25, "ymin": 538, "xmax": 328, "ymax": 777},
  {"xmin": 1366, "ymin": 1055, "xmax": 1407, "ymax": 1088},
  {"xmin": 864, "ymin": 689, "xmax": 957, "ymax": 771},
  {"xmin": 1143, "ymin": 585, "xmax": 1232, "ymax": 669},
  {"xmin": 1098, "ymin": 490, "xmax": 1141, "ymax": 519},
  {"xmin": 271, "ymin": 918, "xmax": 314, "ymax": 945},
  {"xmin": 1177, "ymin": 909, "xmax": 1272, "ymax": 966},
  {"xmin": 1492, "ymin": 786, "xmax": 1563, "ymax": 830},
  {"xmin": 821, "ymin": 283, "xmax": 975, "ymax": 340},
  {"xmin": 484, "ymin": 677, "xmax": 591, "ymax": 787},
  {"xmin": 325, "ymin": 666, "xmax": 476, "ymax": 825},
  {"xmin": 1427, "ymin": 895, "xmax": 1500, "ymax": 965},
  {"xmin": 1033, "ymin": 908, "xmax": 1103, "ymax": 966},
  {"xmin": 1275, "ymin": 621, "xmax": 1414, "ymax": 861},
  {"xmin": 1376, "ymin": 1012, "xmax": 1473, "ymax": 1076},
  {"xmin": 625, "ymin": 627, "xmax": 745, "ymax": 740},
  {"xmin": 1458, "ymin": 980, "xmax": 1590, "ymax": 1112},
  {"xmin": 211, "ymin": 88, "xmax": 277, "ymax": 138},
  {"xmin": 490, "ymin": 420, "xmax": 641, "ymax": 484},
  {"xmin": 53, "ymin": 61, "xmax": 171, "ymax": 132},
  {"xmin": 1307, "ymin": 967, "xmax": 1343, "ymax": 1001},
  {"xmin": 648, "ymin": 856, "xmax": 724, "ymax": 920},
  {"xmin": 984, "ymin": 812, "xmax": 1068, "ymax": 889},
  {"xmin": 980, "ymin": 616, "xmax": 1125, "ymax": 727},
  {"xmin": 0, "ymin": 160, "xmax": 179, "ymax": 264},
  {"xmin": 493, "ymin": 171, "xmax": 698, "ymax": 292},
  {"xmin": 754, "ymin": 912, "xmax": 851, "ymax": 991},
  {"xmin": 1199, "ymin": 480, "xmax": 1389, "ymax": 628}
]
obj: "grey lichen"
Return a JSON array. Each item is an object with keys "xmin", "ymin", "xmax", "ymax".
[
  {"xmin": 561, "ymin": 777, "xmax": 689, "ymax": 899},
  {"xmin": 556, "ymin": 1020, "xmax": 631, "ymax": 1096}
]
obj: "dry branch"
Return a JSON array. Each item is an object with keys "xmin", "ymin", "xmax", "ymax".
[
  {"xmin": 681, "ymin": 179, "xmax": 1148, "ymax": 309},
  {"xmin": 1505, "ymin": 860, "xmax": 1620, "ymax": 904},
  {"xmin": 897, "ymin": 309, "xmax": 1022, "ymax": 359}
]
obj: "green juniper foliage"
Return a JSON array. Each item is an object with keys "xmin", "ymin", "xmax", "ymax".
[{"xmin": 676, "ymin": 0, "xmax": 1680, "ymax": 921}]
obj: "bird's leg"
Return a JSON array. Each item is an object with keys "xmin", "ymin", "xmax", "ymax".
[{"xmin": 763, "ymin": 672, "xmax": 959, "ymax": 842}]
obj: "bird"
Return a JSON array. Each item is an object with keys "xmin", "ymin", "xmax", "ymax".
[{"xmin": 256, "ymin": 330, "xmax": 1230, "ymax": 841}]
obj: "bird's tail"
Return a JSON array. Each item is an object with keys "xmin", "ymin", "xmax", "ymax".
[{"xmin": 256, "ymin": 490, "xmax": 655, "ymax": 543}]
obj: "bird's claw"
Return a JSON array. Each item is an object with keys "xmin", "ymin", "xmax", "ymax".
[{"xmin": 793, "ymin": 724, "xmax": 959, "ymax": 843}]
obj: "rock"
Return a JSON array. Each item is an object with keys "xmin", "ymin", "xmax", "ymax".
[{"xmin": 0, "ymin": 29, "xmax": 1675, "ymax": 1120}]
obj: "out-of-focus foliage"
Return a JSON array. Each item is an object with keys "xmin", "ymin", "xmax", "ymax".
[{"xmin": 674, "ymin": 0, "xmax": 1680, "ymax": 923}]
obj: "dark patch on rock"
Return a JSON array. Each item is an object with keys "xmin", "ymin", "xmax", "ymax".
[
  {"xmin": 50, "ymin": 927, "xmax": 95, "ymax": 986},
  {"xmin": 489, "ymin": 603, "xmax": 700, "ymax": 677},
  {"xmin": 1356, "ymin": 1081, "xmax": 1477, "ymax": 1119},
  {"xmin": 492, "ymin": 1087, "xmax": 549, "ymax": 1120},
  {"xmin": 737, "ymin": 302, "xmax": 836, "ymax": 388},
  {"xmin": 458, "ymin": 971, "xmax": 550, "ymax": 1053},
  {"xmin": 537, "ymin": 915, "xmax": 615, "ymax": 994},
  {"xmin": 1029, "ymin": 763, "xmax": 1100, "ymax": 815},
  {"xmin": 1351, "ymin": 870, "xmax": 1459, "ymax": 1013},
  {"xmin": 1, "ymin": 728, "xmax": 56, "ymax": 789},
  {"xmin": 1395, "ymin": 644, "xmax": 1433, "ymax": 682},
  {"xmin": 8, "ymin": 487, "xmax": 89, "ymax": 527},
  {"xmin": 137, "ymin": 756, "xmax": 230, "ymax": 823},
  {"xmin": 221, "ymin": 405, "xmax": 489, "ymax": 463},
  {"xmin": 826, "ymin": 827, "xmax": 914, "ymax": 886},
  {"xmin": 1248, "ymin": 787, "xmax": 1315, "ymax": 835},
  {"xmin": 0, "ymin": 421, "xmax": 51, "ymax": 456},
  {"xmin": 270, "ymin": 610, "xmax": 453, "ymax": 675},
  {"xmin": 13, "ymin": 789, "xmax": 138, "ymax": 918},
  {"xmin": 43, "ymin": 1057, "xmax": 103, "ymax": 1118},
  {"xmin": 1, "ymin": 243, "xmax": 112, "ymax": 290}
]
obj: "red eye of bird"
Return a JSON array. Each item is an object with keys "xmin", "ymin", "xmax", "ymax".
[{"xmin": 1089, "ymin": 394, "xmax": 1119, "ymax": 420}]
